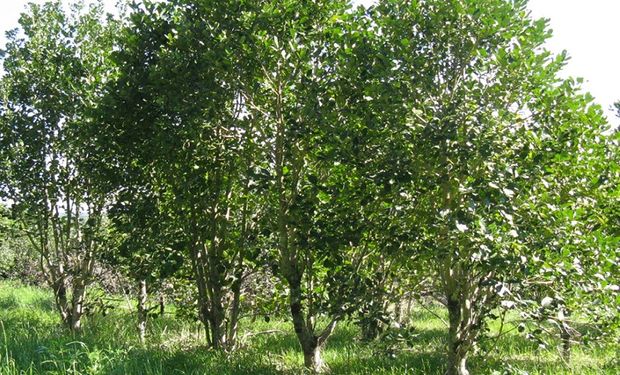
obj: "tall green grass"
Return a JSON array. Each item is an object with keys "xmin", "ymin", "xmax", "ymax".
[{"xmin": 0, "ymin": 281, "xmax": 617, "ymax": 374}]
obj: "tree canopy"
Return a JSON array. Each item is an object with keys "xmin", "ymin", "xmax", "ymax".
[{"xmin": 0, "ymin": 1, "xmax": 617, "ymax": 374}]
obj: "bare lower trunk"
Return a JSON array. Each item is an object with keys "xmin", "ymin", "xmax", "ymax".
[
  {"xmin": 69, "ymin": 278, "xmax": 87, "ymax": 331},
  {"xmin": 446, "ymin": 297, "xmax": 470, "ymax": 375},
  {"xmin": 227, "ymin": 269, "xmax": 243, "ymax": 349},
  {"xmin": 208, "ymin": 297, "xmax": 226, "ymax": 350},
  {"xmin": 206, "ymin": 253, "xmax": 227, "ymax": 350},
  {"xmin": 137, "ymin": 279, "xmax": 147, "ymax": 344},
  {"xmin": 560, "ymin": 325, "xmax": 571, "ymax": 362},
  {"xmin": 446, "ymin": 349, "xmax": 469, "ymax": 375},
  {"xmin": 189, "ymin": 240, "xmax": 212, "ymax": 346},
  {"xmin": 52, "ymin": 277, "xmax": 70, "ymax": 324},
  {"xmin": 303, "ymin": 342, "xmax": 325, "ymax": 373},
  {"xmin": 50, "ymin": 273, "xmax": 87, "ymax": 331},
  {"xmin": 159, "ymin": 293, "xmax": 165, "ymax": 317},
  {"xmin": 288, "ymin": 276, "xmax": 333, "ymax": 373}
]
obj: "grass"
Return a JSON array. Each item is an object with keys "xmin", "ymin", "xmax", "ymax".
[{"xmin": 0, "ymin": 281, "xmax": 617, "ymax": 374}]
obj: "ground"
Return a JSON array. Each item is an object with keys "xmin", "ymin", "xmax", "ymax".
[{"xmin": 0, "ymin": 281, "xmax": 617, "ymax": 374}]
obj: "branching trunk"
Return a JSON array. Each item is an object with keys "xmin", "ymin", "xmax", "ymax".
[
  {"xmin": 189, "ymin": 224, "xmax": 243, "ymax": 351},
  {"xmin": 446, "ymin": 296, "xmax": 471, "ymax": 375},
  {"xmin": 24, "ymin": 199, "xmax": 102, "ymax": 332},
  {"xmin": 288, "ymin": 274, "xmax": 335, "ymax": 373},
  {"xmin": 268, "ymin": 73, "xmax": 339, "ymax": 371},
  {"xmin": 49, "ymin": 265, "xmax": 89, "ymax": 332},
  {"xmin": 189, "ymin": 238, "xmax": 212, "ymax": 346},
  {"xmin": 442, "ymin": 262, "xmax": 494, "ymax": 375},
  {"xmin": 69, "ymin": 277, "xmax": 87, "ymax": 331}
]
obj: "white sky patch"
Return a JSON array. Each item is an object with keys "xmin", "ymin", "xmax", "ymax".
[
  {"xmin": 0, "ymin": 0, "xmax": 118, "ymax": 47},
  {"xmin": 527, "ymin": 0, "xmax": 620, "ymax": 122},
  {"xmin": 1, "ymin": 0, "xmax": 618, "ymax": 122}
]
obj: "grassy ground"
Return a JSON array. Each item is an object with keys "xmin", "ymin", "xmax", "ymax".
[{"xmin": 0, "ymin": 281, "xmax": 617, "ymax": 374}]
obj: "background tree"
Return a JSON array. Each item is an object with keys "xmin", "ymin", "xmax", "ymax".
[
  {"xmin": 514, "ymin": 97, "xmax": 619, "ymax": 359},
  {"xmin": 106, "ymin": 191, "xmax": 183, "ymax": 344},
  {"xmin": 0, "ymin": 0, "xmax": 117, "ymax": 331},
  {"xmin": 0, "ymin": 203, "xmax": 40, "ymax": 282}
]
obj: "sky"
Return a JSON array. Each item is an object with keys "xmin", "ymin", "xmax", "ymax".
[{"xmin": 0, "ymin": 0, "xmax": 618, "ymax": 122}]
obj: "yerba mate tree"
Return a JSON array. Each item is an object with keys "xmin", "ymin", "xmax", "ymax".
[
  {"xmin": 241, "ymin": 0, "xmax": 389, "ymax": 371},
  {"xmin": 370, "ymin": 0, "xmax": 612, "ymax": 374},
  {"xmin": 95, "ymin": 0, "xmax": 263, "ymax": 350},
  {"xmin": 0, "ymin": 1, "xmax": 116, "ymax": 331}
]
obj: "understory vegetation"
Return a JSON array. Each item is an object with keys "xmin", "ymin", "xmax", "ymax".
[{"xmin": 1, "ymin": 282, "xmax": 617, "ymax": 375}]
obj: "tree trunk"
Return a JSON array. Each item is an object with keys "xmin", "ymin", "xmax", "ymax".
[
  {"xmin": 227, "ymin": 269, "xmax": 243, "ymax": 349},
  {"xmin": 137, "ymin": 279, "xmax": 147, "ymax": 344},
  {"xmin": 446, "ymin": 348, "xmax": 469, "ymax": 375},
  {"xmin": 289, "ymin": 276, "xmax": 329, "ymax": 373},
  {"xmin": 159, "ymin": 293, "xmax": 165, "ymax": 317},
  {"xmin": 303, "ymin": 341, "xmax": 326, "ymax": 373},
  {"xmin": 560, "ymin": 324, "xmax": 571, "ymax": 362},
  {"xmin": 52, "ymin": 277, "xmax": 70, "ymax": 324},
  {"xmin": 189, "ymin": 240, "xmax": 212, "ymax": 346},
  {"xmin": 69, "ymin": 278, "xmax": 86, "ymax": 331},
  {"xmin": 208, "ymin": 297, "xmax": 226, "ymax": 350},
  {"xmin": 206, "ymin": 247, "xmax": 227, "ymax": 350},
  {"xmin": 446, "ymin": 296, "xmax": 470, "ymax": 375}
]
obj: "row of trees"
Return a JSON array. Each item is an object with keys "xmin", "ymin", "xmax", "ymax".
[{"xmin": 1, "ymin": 1, "xmax": 618, "ymax": 374}]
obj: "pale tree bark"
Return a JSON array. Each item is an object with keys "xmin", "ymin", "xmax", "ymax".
[
  {"xmin": 442, "ymin": 260, "xmax": 494, "ymax": 375},
  {"xmin": 446, "ymin": 295, "xmax": 471, "ymax": 375},
  {"xmin": 69, "ymin": 276, "xmax": 87, "ymax": 331},
  {"xmin": 22, "ymin": 193, "xmax": 103, "ymax": 332},
  {"xmin": 137, "ymin": 279, "xmax": 148, "ymax": 344}
]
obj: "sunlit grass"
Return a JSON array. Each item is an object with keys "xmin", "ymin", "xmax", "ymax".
[{"xmin": 0, "ymin": 281, "xmax": 617, "ymax": 374}]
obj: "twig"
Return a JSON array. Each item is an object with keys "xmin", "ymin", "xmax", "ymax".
[{"xmin": 418, "ymin": 301, "xmax": 449, "ymax": 327}]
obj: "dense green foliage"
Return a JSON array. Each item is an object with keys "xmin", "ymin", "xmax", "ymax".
[{"xmin": 0, "ymin": 0, "xmax": 618, "ymax": 374}]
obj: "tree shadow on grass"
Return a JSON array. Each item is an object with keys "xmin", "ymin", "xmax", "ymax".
[
  {"xmin": 247, "ymin": 320, "xmax": 450, "ymax": 375},
  {"xmin": 0, "ymin": 293, "xmax": 19, "ymax": 309},
  {"xmin": 473, "ymin": 355, "xmax": 568, "ymax": 375},
  {"xmin": 99, "ymin": 344, "xmax": 285, "ymax": 375},
  {"xmin": 327, "ymin": 348, "xmax": 445, "ymax": 375}
]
